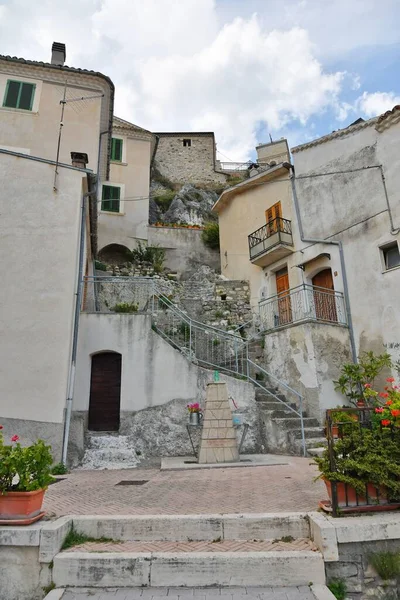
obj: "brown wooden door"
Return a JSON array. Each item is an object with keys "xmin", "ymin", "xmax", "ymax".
[
  {"xmin": 265, "ymin": 202, "xmax": 282, "ymax": 234},
  {"xmin": 312, "ymin": 269, "xmax": 337, "ymax": 322},
  {"xmin": 88, "ymin": 352, "xmax": 122, "ymax": 431},
  {"xmin": 276, "ymin": 267, "xmax": 291, "ymax": 325}
]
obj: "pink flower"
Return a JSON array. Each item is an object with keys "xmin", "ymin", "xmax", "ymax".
[
  {"xmin": 11, "ymin": 435, "xmax": 19, "ymax": 442},
  {"xmin": 386, "ymin": 377, "xmax": 395, "ymax": 383},
  {"xmin": 379, "ymin": 392, "xmax": 389, "ymax": 399},
  {"xmin": 364, "ymin": 383, "xmax": 371, "ymax": 389},
  {"xmin": 375, "ymin": 407, "xmax": 384, "ymax": 414}
]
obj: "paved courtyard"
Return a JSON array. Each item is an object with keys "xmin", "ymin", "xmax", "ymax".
[
  {"xmin": 61, "ymin": 587, "xmax": 316, "ymax": 600},
  {"xmin": 44, "ymin": 457, "xmax": 325, "ymax": 517}
]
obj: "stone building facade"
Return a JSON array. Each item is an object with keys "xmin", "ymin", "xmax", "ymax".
[{"xmin": 153, "ymin": 132, "xmax": 228, "ymax": 185}]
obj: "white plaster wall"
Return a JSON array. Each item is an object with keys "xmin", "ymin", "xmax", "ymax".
[
  {"xmin": 98, "ymin": 134, "xmax": 152, "ymax": 250},
  {"xmin": 0, "ymin": 153, "xmax": 85, "ymax": 423},
  {"xmin": 74, "ymin": 313, "xmax": 255, "ymax": 413}
]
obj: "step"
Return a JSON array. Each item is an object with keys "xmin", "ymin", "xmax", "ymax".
[
  {"xmin": 86, "ymin": 434, "xmax": 131, "ymax": 449},
  {"xmin": 273, "ymin": 418, "xmax": 320, "ymax": 430},
  {"xmin": 79, "ymin": 448, "xmax": 139, "ymax": 470},
  {"xmin": 307, "ymin": 447, "xmax": 326, "ymax": 458},
  {"xmin": 53, "ymin": 548, "xmax": 325, "ymax": 587},
  {"xmin": 289, "ymin": 428, "xmax": 325, "ymax": 440}
]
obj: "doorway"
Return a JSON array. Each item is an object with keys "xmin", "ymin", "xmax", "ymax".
[
  {"xmin": 88, "ymin": 352, "xmax": 122, "ymax": 431},
  {"xmin": 312, "ymin": 268, "xmax": 337, "ymax": 322},
  {"xmin": 275, "ymin": 267, "xmax": 291, "ymax": 325}
]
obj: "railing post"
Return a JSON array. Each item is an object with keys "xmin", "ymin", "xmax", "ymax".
[
  {"xmin": 189, "ymin": 320, "xmax": 192, "ymax": 360},
  {"xmin": 299, "ymin": 395, "xmax": 306, "ymax": 457},
  {"xmin": 246, "ymin": 343, "xmax": 250, "ymax": 380},
  {"xmin": 234, "ymin": 338, "xmax": 239, "ymax": 374}
]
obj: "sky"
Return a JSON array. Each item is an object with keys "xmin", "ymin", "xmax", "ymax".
[{"xmin": 0, "ymin": 0, "xmax": 399, "ymax": 160}]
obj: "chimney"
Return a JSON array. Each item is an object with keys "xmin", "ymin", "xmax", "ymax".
[
  {"xmin": 71, "ymin": 152, "xmax": 89, "ymax": 169},
  {"xmin": 51, "ymin": 42, "xmax": 66, "ymax": 66}
]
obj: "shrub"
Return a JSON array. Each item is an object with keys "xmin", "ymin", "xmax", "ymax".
[
  {"xmin": 51, "ymin": 462, "xmax": 68, "ymax": 475},
  {"xmin": 226, "ymin": 175, "xmax": 244, "ymax": 187},
  {"xmin": 334, "ymin": 351, "xmax": 392, "ymax": 406},
  {"xmin": 131, "ymin": 242, "xmax": 165, "ymax": 273},
  {"xmin": 328, "ymin": 579, "xmax": 347, "ymax": 600},
  {"xmin": 94, "ymin": 260, "xmax": 107, "ymax": 271},
  {"xmin": 112, "ymin": 302, "xmax": 139, "ymax": 313},
  {"xmin": 369, "ymin": 551, "xmax": 400, "ymax": 580},
  {"xmin": 151, "ymin": 166, "xmax": 176, "ymax": 191},
  {"xmin": 202, "ymin": 221, "xmax": 220, "ymax": 250},
  {"xmin": 178, "ymin": 322, "xmax": 191, "ymax": 338},
  {"xmin": 153, "ymin": 190, "xmax": 176, "ymax": 212}
]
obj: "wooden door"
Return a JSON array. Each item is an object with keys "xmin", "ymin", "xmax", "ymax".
[
  {"xmin": 276, "ymin": 267, "xmax": 291, "ymax": 325},
  {"xmin": 312, "ymin": 269, "xmax": 337, "ymax": 322},
  {"xmin": 265, "ymin": 202, "xmax": 282, "ymax": 234},
  {"xmin": 88, "ymin": 352, "xmax": 122, "ymax": 431}
]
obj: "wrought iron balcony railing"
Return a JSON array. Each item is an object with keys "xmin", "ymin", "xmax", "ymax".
[
  {"xmin": 258, "ymin": 283, "xmax": 347, "ymax": 331},
  {"xmin": 248, "ymin": 217, "xmax": 293, "ymax": 261}
]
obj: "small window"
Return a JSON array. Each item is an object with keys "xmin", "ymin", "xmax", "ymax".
[
  {"xmin": 382, "ymin": 242, "xmax": 400, "ymax": 270},
  {"xmin": 183, "ymin": 138, "xmax": 191, "ymax": 147},
  {"xmin": 111, "ymin": 138, "xmax": 123, "ymax": 162},
  {"xmin": 3, "ymin": 80, "xmax": 35, "ymax": 111},
  {"xmin": 101, "ymin": 185, "xmax": 121, "ymax": 213}
]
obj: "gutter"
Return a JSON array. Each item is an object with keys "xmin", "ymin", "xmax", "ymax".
[{"xmin": 290, "ymin": 169, "xmax": 358, "ymax": 364}]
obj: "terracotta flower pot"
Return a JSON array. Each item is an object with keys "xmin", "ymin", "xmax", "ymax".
[
  {"xmin": 331, "ymin": 424, "xmax": 339, "ymax": 438},
  {"xmin": 0, "ymin": 489, "xmax": 46, "ymax": 521},
  {"xmin": 357, "ymin": 399, "xmax": 366, "ymax": 408},
  {"xmin": 323, "ymin": 479, "xmax": 387, "ymax": 507}
]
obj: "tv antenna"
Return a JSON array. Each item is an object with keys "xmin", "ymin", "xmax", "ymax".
[{"xmin": 53, "ymin": 81, "xmax": 104, "ymax": 191}]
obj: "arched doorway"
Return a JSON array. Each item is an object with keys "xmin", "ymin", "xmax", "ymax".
[
  {"xmin": 312, "ymin": 268, "xmax": 337, "ymax": 322},
  {"xmin": 88, "ymin": 352, "xmax": 122, "ymax": 431},
  {"xmin": 98, "ymin": 244, "xmax": 131, "ymax": 265}
]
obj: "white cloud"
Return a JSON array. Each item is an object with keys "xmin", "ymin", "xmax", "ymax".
[{"xmin": 356, "ymin": 91, "xmax": 400, "ymax": 118}]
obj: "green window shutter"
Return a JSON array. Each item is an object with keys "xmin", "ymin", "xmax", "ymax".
[
  {"xmin": 3, "ymin": 80, "xmax": 35, "ymax": 110},
  {"xmin": 101, "ymin": 185, "xmax": 121, "ymax": 212},
  {"xmin": 111, "ymin": 138, "xmax": 123, "ymax": 161}
]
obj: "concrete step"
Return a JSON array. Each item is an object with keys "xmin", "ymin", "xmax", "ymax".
[
  {"xmin": 307, "ymin": 447, "xmax": 326, "ymax": 457},
  {"xmin": 273, "ymin": 418, "xmax": 320, "ymax": 430},
  {"xmin": 86, "ymin": 434, "xmax": 131, "ymax": 449},
  {"xmin": 289, "ymin": 428, "xmax": 325, "ymax": 440},
  {"xmin": 53, "ymin": 549, "xmax": 325, "ymax": 587}
]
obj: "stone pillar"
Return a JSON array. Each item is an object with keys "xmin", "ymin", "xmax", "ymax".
[{"xmin": 198, "ymin": 382, "xmax": 239, "ymax": 464}]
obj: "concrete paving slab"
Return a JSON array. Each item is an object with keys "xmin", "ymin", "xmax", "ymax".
[{"xmin": 161, "ymin": 455, "xmax": 289, "ymax": 471}]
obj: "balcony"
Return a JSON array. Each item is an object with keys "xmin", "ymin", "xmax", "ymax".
[
  {"xmin": 248, "ymin": 217, "xmax": 293, "ymax": 267},
  {"xmin": 258, "ymin": 284, "xmax": 348, "ymax": 332}
]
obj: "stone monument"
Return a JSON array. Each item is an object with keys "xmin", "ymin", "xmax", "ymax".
[{"xmin": 198, "ymin": 381, "xmax": 239, "ymax": 464}]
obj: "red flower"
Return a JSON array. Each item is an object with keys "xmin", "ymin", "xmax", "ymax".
[
  {"xmin": 381, "ymin": 420, "xmax": 391, "ymax": 427},
  {"xmin": 375, "ymin": 407, "xmax": 384, "ymax": 413},
  {"xmin": 379, "ymin": 392, "xmax": 389, "ymax": 399},
  {"xmin": 364, "ymin": 383, "xmax": 371, "ymax": 389},
  {"xmin": 0, "ymin": 425, "xmax": 3, "ymax": 430},
  {"xmin": 386, "ymin": 400, "xmax": 393, "ymax": 406},
  {"xmin": 386, "ymin": 377, "xmax": 395, "ymax": 383},
  {"xmin": 11, "ymin": 435, "xmax": 19, "ymax": 442},
  {"xmin": 391, "ymin": 410, "xmax": 400, "ymax": 417}
]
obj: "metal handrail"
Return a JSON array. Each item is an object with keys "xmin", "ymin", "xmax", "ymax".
[
  {"xmin": 248, "ymin": 217, "xmax": 292, "ymax": 248},
  {"xmin": 259, "ymin": 282, "xmax": 345, "ymax": 305}
]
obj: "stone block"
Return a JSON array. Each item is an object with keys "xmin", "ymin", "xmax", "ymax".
[
  {"xmin": 40, "ymin": 516, "xmax": 72, "ymax": 563},
  {"xmin": 309, "ymin": 512, "xmax": 338, "ymax": 562},
  {"xmin": 0, "ymin": 524, "xmax": 42, "ymax": 547}
]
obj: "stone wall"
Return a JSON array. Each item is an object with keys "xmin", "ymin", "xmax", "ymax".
[{"xmin": 154, "ymin": 133, "xmax": 227, "ymax": 185}]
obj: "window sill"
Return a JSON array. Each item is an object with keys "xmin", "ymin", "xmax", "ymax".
[
  {"xmin": 383, "ymin": 265, "xmax": 400, "ymax": 274},
  {"xmin": 110, "ymin": 160, "xmax": 127, "ymax": 166},
  {"xmin": 0, "ymin": 106, "xmax": 37, "ymax": 115},
  {"xmin": 100, "ymin": 210, "xmax": 125, "ymax": 216}
]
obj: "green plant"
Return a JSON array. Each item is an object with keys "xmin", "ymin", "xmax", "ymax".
[
  {"xmin": 178, "ymin": 322, "xmax": 190, "ymax": 338},
  {"xmin": 226, "ymin": 175, "xmax": 244, "ymax": 187},
  {"xmin": 201, "ymin": 221, "xmax": 220, "ymax": 250},
  {"xmin": 51, "ymin": 462, "xmax": 68, "ymax": 475},
  {"xmin": 212, "ymin": 339, "xmax": 220, "ymax": 346},
  {"xmin": 131, "ymin": 242, "xmax": 165, "ymax": 273},
  {"xmin": 365, "ymin": 376, "xmax": 400, "ymax": 429},
  {"xmin": 334, "ymin": 352, "xmax": 392, "ymax": 406},
  {"xmin": 42, "ymin": 582, "xmax": 56, "ymax": 595},
  {"xmin": 215, "ymin": 310, "xmax": 224, "ymax": 319},
  {"xmin": 369, "ymin": 551, "xmax": 400, "ymax": 580},
  {"xmin": 328, "ymin": 578, "xmax": 347, "ymax": 600},
  {"xmin": 153, "ymin": 190, "xmax": 176, "ymax": 211},
  {"xmin": 62, "ymin": 525, "xmax": 117, "ymax": 550},
  {"xmin": 151, "ymin": 166, "xmax": 176, "ymax": 191},
  {"xmin": 0, "ymin": 429, "xmax": 53, "ymax": 493},
  {"xmin": 94, "ymin": 260, "xmax": 107, "ymax": 271},
  {"xmin": 273, "ymin": 535, "xmax": 295, "ymax": 543},
  {"xmin": 112, "ymin": 302, "xmax": 139, "ymax": 313},
  {"xmin": 314, "ymin": 427, "xmax": 400, "ymax": 497},
  {"xmin": 330, "ymin": 409, "xmax": 358, "ymax": 424}
]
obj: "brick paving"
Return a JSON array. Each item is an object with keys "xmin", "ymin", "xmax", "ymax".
[
  {"xmin": 64, "ymin": 538, "xmax": 317, "ymax": 553},
  {"xmin": 44, "ymin": 458, "xmax": 325, "ymax": 517},
  {"xmin": 61, "ymin": 586, "xmax": 316, "ymax": 600}
]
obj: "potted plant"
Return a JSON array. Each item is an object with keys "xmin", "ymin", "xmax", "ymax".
[
  {"xmin": 0, "ymin": 427, "xmax": 53, "ymax": 524},
  {"xmin": 334, "ymin": 351, "xmax": 392, "ymax": 407},
  {"xmin": 187, "ymin": 403, "xmax": 203, "ymax": 426},
  {"xmin": 314, "ymin": 425, "xmax": 400, "ymax": 510},
  {"xmin": 327, "ymin": 409, "xmax": 358, "ymax": 438}
]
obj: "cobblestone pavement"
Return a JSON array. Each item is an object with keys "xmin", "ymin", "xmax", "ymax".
[
  {"xmin": 64, "ymin": 538, "xmax": 317, "ymax": 553},
  {"xmin": 44, "ymin": 458, "xmax": 325, "ymax": 517},
  {"xmin": 61, "ymin": 586, "xmax": 316, "ymax": 600}
]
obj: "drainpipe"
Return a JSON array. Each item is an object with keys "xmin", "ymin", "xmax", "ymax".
[{"xmin": 290, "ymin": 169, "xmax": 358, "ymax": 364}]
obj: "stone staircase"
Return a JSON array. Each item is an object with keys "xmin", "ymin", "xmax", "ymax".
[
  {"xmin": 79, "ymin": 433, "xmax": 140, "ymax": 470},
  {"xmin": 255, "ymin": 389, "xmax": 327, "ymax": 457},
  {"xmin": 51, "ymin": 513, "xmax": 326, "ymax": 589}
]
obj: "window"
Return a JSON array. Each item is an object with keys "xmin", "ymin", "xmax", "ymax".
[
  {"xmin": 3, "ymin": 80, "xmax": 35, "ymax": 111},
  {"xmin": 183, "ymin": 138, "xmax": 191, "ymax": 147},
  {"xmin": 101, "ymin": 185, "xmax": 121, "ymax": 213},
  {"xmin": 382, "ymin": 242, "xmax": 400, "ymax": 270},
  {"xmin": 111, "ymin": 138, "xmax": 123, "ymax": 162}
]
